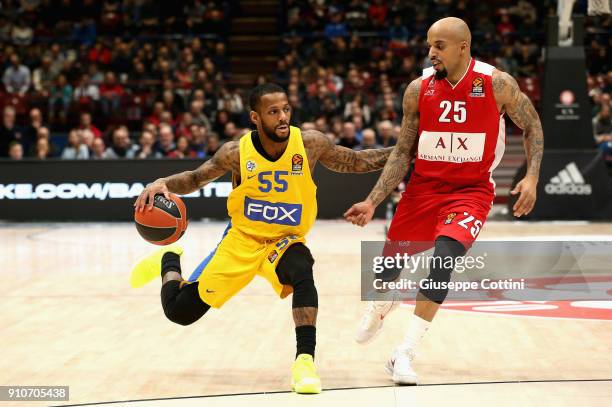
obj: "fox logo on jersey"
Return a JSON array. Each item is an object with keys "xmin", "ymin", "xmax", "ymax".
[{"xmin": 244, "ymin": 197, "xmax": 302, "ymax": 226}]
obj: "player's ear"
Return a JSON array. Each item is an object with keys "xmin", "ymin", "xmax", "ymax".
[{"xmin": 249, "ymin": 110, "xmax": 259, "ymax": 126}]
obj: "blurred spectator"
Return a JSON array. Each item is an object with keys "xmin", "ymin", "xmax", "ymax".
[
  {"xmin": 11, "ymin": 17, "xmax": 34, "ymax": 46},
  {"xmin": 48, "ymin": 74, "xmax": 73, "ymax": 120},
  {"xmin": 99, "ymin": 71, "xmax": 124, "ymax": 115},
  {"xmin": 146, "ymin": 101, "xmax": 165, "ymax": 126},
  {"xmin": 88, "ymin": 63, "xmax": 104, "ymax": 85},
  {"xmin": 32, "ymin": 56, "xmax": 56, "ymax": 96},
  {"xmin": 32, "ymin": 126, "xmax": 58, "ymax": 157},
  {"xmin": 344, "ymin": 97, "xmax": 371, "ymax": 125},
  {"xmin": 104, "ymin": 126, "xmax": 136, "ymax": 158},
  {"xmin": 45, "ymin": 43, "xmax": 67, "ymax": 78},
  {"xmin": 35, "ymin": 137, "xmax": 52, "ymax": 160},
  {"xmin": 81, "ymin": 129, "xmax": 95, "ymax": 151},
  {"xmin": 190, "ymin": 124, "xmax": 208, "ymax": 156},
  {"xmin": 214, "ymin": 110, "xmax": 231, "ymax": 137},
  {"xmin": 496, "ymin": 13, "xmax": 516, "ymax": 36},
  {"xmin": 223, "ymin": 122, "xmax": 238, "ymax": 140},
  {"xmin": 135, "ymin": 130, "xmax": 162, "ymax": 159},
  {"xmin": 389, "ymin": 15, "xmax": 410, "ymax": 49},
  {"xmin": 205, "ymin": 133, "xmax": 221, "ymax": 156},
  {"xmin": 87, "ymin": 41, "xmax": 111, "ymax": 65},
  {"xmin": 73, "ymin": 74, "xmax": 100, "ymax": 107},
  {"xmin": 175, "ymin": 112, "xmax": 194, "ymax": 140},
  {"xmin": 515, "ymin": 44, "xmax": 538, "ymax": 77},
  {"xmin": 324, "ymin": 11, "xmax": 348, "ymax": 39},
  {"xmin": 357, "ymin": 128, "xmax": 382, "ymax": 150},
  {"xmin": 189, "ymin": 100, "xmax": 212, "ymax": 131},
  {"xmin": 217, "ymin": 87, "xmax": 244, "ymax": 119},
  {"xmin": 345, "ymin": 0, "xmax": 368, "ymax": 28},
  {"xmin": 155, "ymin": 124, "xmax": 176, "ymax": 156},
  {"xmin": 24, "ymin": 108, "xmax": 45, "ymax": 151},
  {"xmin": 78, "ymin": 112, "xmax": 102, "ymax": 138},
  {"xmin": 168, "ymin": 136, "xmax": 196, "ymax": 159},
  {"xmin": 91, "ymin": 138, "xmax": 106, "ymax": 159},
  {"xmin": 377, "ymin": 120, "xmax": 396, "ymax": 147},
  {"xmin": 72, "ymin": 18, "xmax": 97, "ymax": 46},
  {"xmin": 8, "ymin": 141, "xmax": 24, "ymax": 161},
  {"xmin": 1, "ymin": 106, "xmax": 23, "ymax": 157},
  {"xmin": 61, "ymin": 129, "xmax": 90, "ymax": 159},
  {"xmin": 368, "ymin": 0, "xmax": 388, "ymax": 28},
  {"xmin": 3, "ymin": 54, "xmax": 31, "ymax": 95},
  {"xmin": 339, "ymin": 122, "xmax": 359, "ymax": 149}
]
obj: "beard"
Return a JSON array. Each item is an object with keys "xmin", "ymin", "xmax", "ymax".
[
  {"xmin": 434, "ymin": 67, "xmax": 448, "ymax": 79},
  {"xmin": 261, "ymin": 122, "xmax": 290, "ymax": 143}
]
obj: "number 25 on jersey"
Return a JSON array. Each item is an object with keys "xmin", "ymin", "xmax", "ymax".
[{"xmin": 439, "ymin": 101, "xmax": 466, "ymax": 123}]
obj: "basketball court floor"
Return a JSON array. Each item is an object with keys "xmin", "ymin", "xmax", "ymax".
[{"xmin": 1, "ymin": 219, "xmax": 611, "ymax": 406}]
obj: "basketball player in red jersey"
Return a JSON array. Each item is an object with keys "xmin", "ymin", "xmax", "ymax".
[{"xmin": 345, "ymin": 17, "xmax": 544, "ymax": 384}]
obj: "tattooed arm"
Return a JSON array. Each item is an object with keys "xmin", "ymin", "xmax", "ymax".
[
  {"xmin": 343, "ymin": 78, "xmax": 421, "ymax": 226},
  {"xmin": 492, "ymin": 69, "xmax": 544, "ymax": 217},
  {"xmin": 134, "ymin": 141, "xmax": 240, "ymax": 211},
  {"xmin": 302, "ymin": 129, "xmax": 393, "ymax": 173}
]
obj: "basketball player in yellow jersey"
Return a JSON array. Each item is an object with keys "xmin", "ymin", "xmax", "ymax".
[{"xmin": 131, "ymin": 83, "xmax": 393, "ymax": 394}]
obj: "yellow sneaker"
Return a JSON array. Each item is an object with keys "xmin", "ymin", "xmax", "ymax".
[
  {"xmin": 291, "ymin": 354, "xmax": 322, "ymax": 394},
  {"xmin": 130, "ymin": 245, "xmax": 183, "ymax": 288}
]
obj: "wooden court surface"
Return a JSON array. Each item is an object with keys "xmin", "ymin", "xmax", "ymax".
[{"xmin": 1, "ymin": 220, "xmax": 611, "ymax": 406}]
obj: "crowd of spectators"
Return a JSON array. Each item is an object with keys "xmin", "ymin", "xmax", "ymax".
[
  {"xmin": 281, "ymin": 0, "xmax": 610, "ymax": 155},
  {"xmin": 0, "ymin": 0, "xmax": 610, "ymax": 162}
]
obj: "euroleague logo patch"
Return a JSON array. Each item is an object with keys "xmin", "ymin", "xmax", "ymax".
[
  {"xmin": 470, "ymin": 77, "xmax": 484, "ymax": 97},
  {"xmin": 292, "ymin": 154, "xmax": 303, "ymax": 173}
]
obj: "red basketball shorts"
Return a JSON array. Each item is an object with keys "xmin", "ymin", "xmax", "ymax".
[{"xmin": 386, "ymin": 193, "xmax": 492, "ymax": 254}]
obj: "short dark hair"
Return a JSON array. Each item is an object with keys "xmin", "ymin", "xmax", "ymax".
[{"xmin": 249, "ymin": 83, "xmax": 286, "ymax": 112}]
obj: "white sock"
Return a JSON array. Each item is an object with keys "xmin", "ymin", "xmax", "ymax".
[{"xmin": 397, "ymin": 314, "xmax": 431, "ymax": 353}]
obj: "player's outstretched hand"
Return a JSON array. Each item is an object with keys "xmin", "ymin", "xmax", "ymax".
[
  {"xmin": 344, "ymin": 200, "xmax": 376, "ymax": 227},
  {"xmin": 511, "ymin": 174, "xmax": 538, "ymax": 217},
  {"xmin": 134, "ymin": 179, "xmax": 170, "ymax": 212}
]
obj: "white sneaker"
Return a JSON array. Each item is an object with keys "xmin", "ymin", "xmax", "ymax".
[
  {"xmin": 355, "ymin": 300, "xmax": 400, "ymax": 344},
  {"xmin": 385, "ymin": 349, "xmax": 418, "ymax": 385}
]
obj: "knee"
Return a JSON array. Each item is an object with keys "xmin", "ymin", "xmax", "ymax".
[
  {"xmin": 277, "ymin": 244, "xmax": 317, "ymax": 308},
  {"xmin": 278, "ymin": 244, "xmax": 315, "ymax": 286},
  {"xmin": 160, "ymin": 281, "xmax": 210, "ymax": 326},
  {"xmin": 420, "ymin": 236, "xmax": 466, "ymax": 304}
]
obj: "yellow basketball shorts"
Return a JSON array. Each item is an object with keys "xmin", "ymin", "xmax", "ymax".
[{"xmin": 186, "ymin": 224, "xmax": 304, "ymax": 308}]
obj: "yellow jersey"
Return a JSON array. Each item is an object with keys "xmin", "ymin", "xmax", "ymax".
[{"xmin": 226, "ymin": 126, "xmax": 317, "ymax": 241}]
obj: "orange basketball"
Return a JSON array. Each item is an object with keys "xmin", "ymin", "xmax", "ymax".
[{"xmin": 134, "ymin": 193, "xmax": 188, "ymax": 245}]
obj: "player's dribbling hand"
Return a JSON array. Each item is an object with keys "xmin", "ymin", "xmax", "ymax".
[
  {"xmin": 511, "ymin": 174, "xmax": 538, "ymax": 217},
  {"xmin": 343, "ymin": 200, "xmax": 376, "ymax": 227},
  {"xmin": 134, "ymin": 179, "xmax": 170, "ymax": 212}
]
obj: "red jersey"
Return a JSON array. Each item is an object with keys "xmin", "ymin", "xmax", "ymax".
[{"xmin": 408, "ymin": 59, "xmax": 505, "ymax": 201}]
